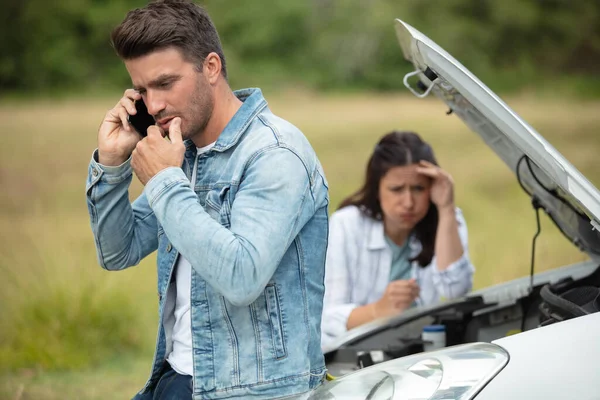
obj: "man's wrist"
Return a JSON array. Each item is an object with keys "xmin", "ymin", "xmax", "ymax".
[{"xmin": 97, "ymin": 150, "xmax": 129, "ymax": 167}]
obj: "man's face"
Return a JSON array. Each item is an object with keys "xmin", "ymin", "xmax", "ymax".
[{"xmin": 125, "ymin": 47, "xmax": 214, "ymax": 141}]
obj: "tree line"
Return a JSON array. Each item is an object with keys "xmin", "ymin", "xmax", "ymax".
[{"xmin": 1, "ymin": 0, "xmax": 598, "ymax": 95}]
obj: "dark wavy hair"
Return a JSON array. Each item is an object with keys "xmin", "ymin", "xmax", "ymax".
[
  {"xmin": 339, "ymin": 131, "xmax": 439, "ymax": 267},
  {"xmin": 111, "ymin": 0, "xmax": 227, "ymax": 78}
]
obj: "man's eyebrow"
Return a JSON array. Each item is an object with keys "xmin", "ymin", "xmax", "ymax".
[{"xmin": 133, "ymin": 73, "xmax": 181, "ymax": 91}]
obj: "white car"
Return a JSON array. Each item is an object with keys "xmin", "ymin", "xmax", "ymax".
[{"xmin": 311, "ymin": 19, "xmax": 600, "ymax": 400}]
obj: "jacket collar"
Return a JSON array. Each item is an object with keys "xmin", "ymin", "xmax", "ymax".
[
  {"xmin": 366, "ymin": 216, "xmax": 420, "ymax": 255},
  {"xmin": 184, "ymin": 88, "xmax": 268, "ymax": 154},
  {"xmin": 367, "ymin": 217, "xmax": 387, "ymax": 251}
]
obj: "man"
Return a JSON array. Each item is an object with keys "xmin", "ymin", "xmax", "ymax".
[{"xmin": 85, "ymin": 1, "xmax": 329, "ymax": 398}]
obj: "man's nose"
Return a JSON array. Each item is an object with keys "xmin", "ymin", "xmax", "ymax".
[{"xmin": 145, "ymin": 92, "xmax": 166, "ymax": 116}]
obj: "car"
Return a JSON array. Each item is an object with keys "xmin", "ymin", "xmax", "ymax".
[{"xmin": 310, "ymin": 19, "xmax": 600, "ymax": 399}]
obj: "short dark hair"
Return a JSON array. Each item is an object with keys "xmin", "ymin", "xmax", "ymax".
[
  {"xmin": 339, "ymin": 131, "xmax": 440, "ymax": 267},
  {"xmin": 111, "ymin": 0, "xmax": 227, "ymax": 78}
]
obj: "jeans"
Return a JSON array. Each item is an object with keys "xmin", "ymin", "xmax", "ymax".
[{"xmin": 132, "ymin": 364, "xmax": 192, "ymax": 400}]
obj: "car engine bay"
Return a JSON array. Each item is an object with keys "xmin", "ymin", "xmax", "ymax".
[{"xmin": 325, "ymin": 263, "xmax": 600, "ymax": 377}]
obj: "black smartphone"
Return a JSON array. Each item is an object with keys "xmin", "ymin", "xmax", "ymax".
[{"xmin": 128, "ymin": 98, "xmax": 155, "ymax": 137}]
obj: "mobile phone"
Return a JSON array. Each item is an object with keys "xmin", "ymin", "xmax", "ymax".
[{"xmin": 128, "ymin": 98, "xmax": 155, "ymax": 136}]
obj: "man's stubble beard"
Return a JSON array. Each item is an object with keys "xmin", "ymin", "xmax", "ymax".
[{"xmin": 182, "ymin": 78, "xmax": 215, "ymax": 141}]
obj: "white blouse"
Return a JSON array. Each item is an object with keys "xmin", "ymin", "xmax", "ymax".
[{"xmin": 321, "ymin": 205, "xmax": 475, "ymax": 348}]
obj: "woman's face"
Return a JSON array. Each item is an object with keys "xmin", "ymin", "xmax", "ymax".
[{"xmin": 378, "ymin": 164, "xmax": 431, "ymax": 232}]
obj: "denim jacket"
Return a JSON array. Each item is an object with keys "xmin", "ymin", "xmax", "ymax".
[{"xmin": 85, "ymin": 88, "xmax": 329, "ymax": 399}]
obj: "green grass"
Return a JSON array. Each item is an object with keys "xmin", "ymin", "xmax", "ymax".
[
  {"xmin": 0, "ymin": 353, "xmax": 153, "ymax": 400},
  {"xmin": 1, "ymin": 91, "xmax": 599, "ymax": 398}
]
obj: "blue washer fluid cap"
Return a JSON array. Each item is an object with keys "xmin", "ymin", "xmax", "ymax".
[{"xmin": 423, "ymin": 324, "xmax": 446, "ymax": 332}]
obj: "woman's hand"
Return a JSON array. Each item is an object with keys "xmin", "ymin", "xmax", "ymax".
[
  {"xmin": 416, "ymin": 160, "xmax": 455, "ymax": 211},
  {"xmin": 417, "ymin": 161, "xmax": 465, "ymax": 272},
  {"xmin": 373, "ymin": 279, "xmax": 420, "ymax": 318}
]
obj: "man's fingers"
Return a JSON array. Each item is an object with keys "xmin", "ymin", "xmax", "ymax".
[
  {"xmin": 120, "ymin": 97, "xmax": 137, "ymax": 115},
  {"xmin": 124, "ymin": 89, "xmax": 142, "ymax": 101},
  {"xmin": 131, "ymin": 147, "xmax": 138, "ymax": 168},
  {"xmin": 118, "ymin": 107, "xmax": 131, "ymax": 131},
  {"xmin": 146, "ymin": 125, "xmax": 163, "ymax": 137},
  {"xmin": 169, "ymin": 117, "xmax": 183, "ymax": 143},
  {"xmin": 104, "ymin": 107, "xmax": 121, "ymax": 124}
]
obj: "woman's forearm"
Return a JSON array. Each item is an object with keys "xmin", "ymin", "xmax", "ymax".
[
  {"xmin": 346, "ymin": 303, "xmax": 378, "ymax": 330},
  {"xmin": 434, "ymin": 206, "xmax": 464, "ymax": 271}
]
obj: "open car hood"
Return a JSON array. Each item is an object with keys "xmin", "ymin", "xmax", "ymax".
[{"xmin": 394, "ymin": 19, "xmax": 600, "ymax": 260}]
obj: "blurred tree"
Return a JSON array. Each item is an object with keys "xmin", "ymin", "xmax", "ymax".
[
  {"xmin": 0, "ymin": 0, "xmax": 598, "ymax": 95},
  {"xmin": 0, "ymin": 0, "xmax": 144, "ymax": 92}
]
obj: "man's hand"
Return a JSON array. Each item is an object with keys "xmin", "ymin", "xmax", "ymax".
[
  {"xmin": 98, "ymin": 89, "xmax": 144, "ymax": 166},
  {"xmin": 131, "ymin": 117, "xmax": 186, "ymax": 185},
  {"xmin": 373, "ymin": 279, "xmax": 420, "ymax": 318}
]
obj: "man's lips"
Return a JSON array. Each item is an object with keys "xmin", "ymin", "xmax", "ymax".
[{"xmin": 157, "ymin": 117, "xmax": 174, "ymax": 129}]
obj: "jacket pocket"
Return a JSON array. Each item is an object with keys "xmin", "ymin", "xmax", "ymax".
[
  {"xmin": 205, "ymin": 186, "xmax": 232, "ymax": 228},
  {"xmin": 265, "ymin": 283, "xmax": 287, "ymax": 359}
]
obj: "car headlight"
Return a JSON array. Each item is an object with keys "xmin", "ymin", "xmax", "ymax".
[{"xmin": 310, "ymin": 343, "xmax": 508, "ymax": 400}]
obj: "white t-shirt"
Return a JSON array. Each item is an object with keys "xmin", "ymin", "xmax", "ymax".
[{"xmin": 167, "ymin": 141, "xmax": 215, "ymax": 376}]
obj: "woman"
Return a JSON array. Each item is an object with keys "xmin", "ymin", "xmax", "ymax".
[{"xmin": 321, "ymin": 131, "xmax": 475, "ymax": 348}]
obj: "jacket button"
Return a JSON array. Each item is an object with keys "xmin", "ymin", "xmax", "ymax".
[
  {"xmin": 92, "ymin": 168, "xmax": 99, "ymax": 177},
  {"xmin": 166, "ymin": 243, "xmax": 172, "ymax": 252}
]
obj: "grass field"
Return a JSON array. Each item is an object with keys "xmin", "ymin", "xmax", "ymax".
[{"xmin": 1, "ymin": 91, "xmax": 599, "ymax": 399}]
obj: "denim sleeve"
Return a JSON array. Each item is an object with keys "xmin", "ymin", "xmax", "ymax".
[
  {"xmin": 144, "ymin": 147, "xmax": 314, "ymax": 307},
  {"xmin": 85, "ymin": 150, "xmax": 159, "ymax": 270},
  {"xmin": 321, "ymin": 210, "xmax": 359, "ymax": 348}
]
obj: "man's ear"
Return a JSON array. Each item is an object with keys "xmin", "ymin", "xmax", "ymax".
[{"xmin": 204, "ymin": 52, "xmax": 222, "ymax": 84}]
